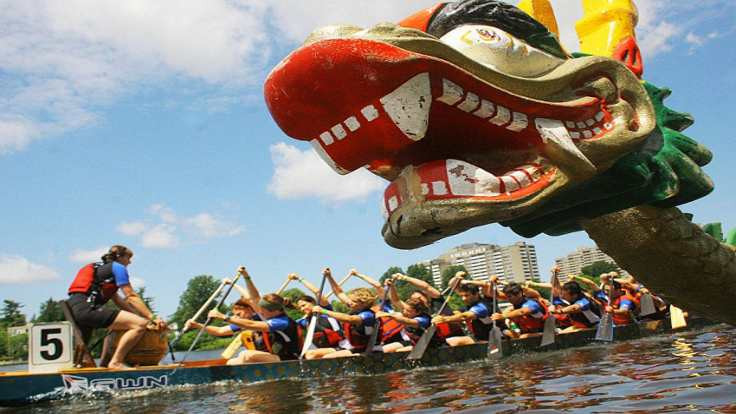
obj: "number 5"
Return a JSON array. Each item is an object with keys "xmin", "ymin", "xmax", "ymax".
[{"xmin": 40, "ymin": 328, "xmax": 63, "ymax": 360}]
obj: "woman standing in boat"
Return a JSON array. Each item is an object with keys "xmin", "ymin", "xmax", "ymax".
[
  {"xmin": 304, "ymin": 268, "xmax": 379, "ymax": 359},
  {"xmin": 67, "ymin": 245, "xmax": 165, "ymax": 369}
]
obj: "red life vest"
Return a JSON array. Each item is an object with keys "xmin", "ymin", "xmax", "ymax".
[
  {"xmin": 307, "ymin": 316, "xmax": 344, "ymax": 348},
  {"xmin": 68, "ymin": 262, "xmax": 118, "ymax": 306},
  {"xmin": 509, "ymin": 298, "xmax": 549, "ymax": 333},
  {"xmin": 612, "ymin": 293, "xmax": 638, "ymax": 326},
  {"xmin": 379, "ymin": 316, "xmax": 404, "ymax": 344},
  {"xmin": 342, "ymin": 309, "xmax": 376, "ymax": 351}
]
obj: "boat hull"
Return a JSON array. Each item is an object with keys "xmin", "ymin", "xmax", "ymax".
[{"xmin": 0, "ymin": 318, "xmax": 714, "ymax": 406}]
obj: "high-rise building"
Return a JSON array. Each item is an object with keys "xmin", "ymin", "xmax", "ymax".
[
  {"xmin": 554, "ymin": 246, "xmax": 628, "ymax": 280},
  {"xmin": 421, "ymin": 242, "xmax": 540, "ymax": 288}
]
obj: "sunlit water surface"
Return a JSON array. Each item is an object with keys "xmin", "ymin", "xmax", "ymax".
[{"xmin": 4, "ymin": 327, "xmax": 735, "ymax": 413}]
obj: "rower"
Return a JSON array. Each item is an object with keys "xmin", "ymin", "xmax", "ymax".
[
  {"xmin": 606, "ymin": 280, "xmax": 638, "ymax": 326},
  {"xmin": 377, "ymin": 294, "xmax": 437, "ymax": 353},
  {"xmin": 389, "ymin": 272, "xmax": 464, "ymax": 339},
  {"xmin": 571, "ymin": 274, "xmax": 609, "ymax": 307},
  {"xmin": 550, "ymin": 281, "xmax": 602, "ymax": 332},
  {"xmin": 304, "ymin": 268, "xmax": 378, "ymax": 359},
  {"xmin": 292, "ymin": 295, "xmax": 344, "ymax": 349},
  {"xmin": 431, "ymin": 281, "xmax": 499, "ymax": 347},
  {"xmin": 208, "ymin": 293, "xmax": 299, "ymax": 364},
  {"xmin": 492, "ymin": 282, "xmax": 549, "ymax": 338},
  {"xmin": 67, "ymin": 245, "xmax": 165, "ymax": 370}
]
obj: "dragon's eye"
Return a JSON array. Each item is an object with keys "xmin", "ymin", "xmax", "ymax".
[{"xmin": 439, "ymin": 24, "xmax": 564, "ymax": 77}]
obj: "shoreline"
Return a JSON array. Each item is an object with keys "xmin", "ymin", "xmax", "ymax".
[{"xmin": 0, "ymin": 360, "xmax": 24, "ymax": 367}]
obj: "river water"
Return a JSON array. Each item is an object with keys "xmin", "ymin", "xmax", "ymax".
[{"xmin": 3, "ymin": 326, "xmax": 735, "ymax": 413}]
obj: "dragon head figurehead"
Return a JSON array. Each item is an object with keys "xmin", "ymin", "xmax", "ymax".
[{"xmin": 265, "ymin": 0, "xmax": 713, "ymax": 249}]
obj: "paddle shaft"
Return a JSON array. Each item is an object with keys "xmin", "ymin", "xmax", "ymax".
[
  {"xmin": 276, "ymin": 277, "xmax": 291, "ymax": 295},
  {"xmin": 170, "ymin": 279, "xmax": 227, "ymax": 348},
  {"xmin": 299, "ymin": 273, "xmax": 329, "ymax": 358},
  {"xmin": 177, "ymin": 271, "xmax": 243, "ymax": 367},
  {"xmin": 364, "ymin": 285, "xmax": 390, "ymax": 354}
]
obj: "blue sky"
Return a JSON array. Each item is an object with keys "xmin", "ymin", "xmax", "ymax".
[{"xmin": 1, "ymin": 0, "xmax": 734, "ymax": 320}]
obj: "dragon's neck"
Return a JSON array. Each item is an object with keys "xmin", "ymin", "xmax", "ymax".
[{"xmin": 581, "ymin": 205, "xmax": 736, "ymax": 325}]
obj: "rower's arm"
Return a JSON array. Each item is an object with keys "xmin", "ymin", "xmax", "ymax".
[
  {"xmin": 557, "ymin": 303, "xmax": 582, "ymax": 314},
  {"xmin": 572, "ymin": 275, "xmax": 599, "ymax": 291},
  {"xmin": 227, "ymin": 316, "xmax": 269, "ymax": 331},
  {"xmin": 522, "ymin": 287, "xmax": 542, "ymax": 299},
  {"xmin": 395, "ymin": 273, "xmax": 441, "ymax": 299},
  {"xmin": 326, "ymin": 269, "xmax": 356, "ymax": 308},
  {"xmin": 319, "ymin": 308, "xmax": 362, "ymax": 325},
  {"xmin": 501, "ymin": 307, "xmax": 531, "ymax": 319},
  {"xmin": 240, "ymin": 268, "xmax": 262, "ymax": 312},
  {"xmin": 384, "ymin": 312, "xmax": 419, "ymax": 327},
  {"xmin": 294, "ymin": 275, "xmax": 329, "ymax": 306},
  {"xmin": 388, "ymin": 282, "xmax": 405, "ymax": 313},
  {"xmin": 187, "ymin": 320, "xmax": 235, "ymax": 337},
  {"xmin": 355, "ymin": 271, "xmax": 384, "ymax": 297},
  {"xmin": 434, "ymin": 310, "xmax": 475, "ymax": 324},
  {"xmin": 118, "ymin": 284, "xmax": 154, "ymax": 319},
  {"xmin": 230, "ymin": 283, "xmax": 251, "ymax": 301}
]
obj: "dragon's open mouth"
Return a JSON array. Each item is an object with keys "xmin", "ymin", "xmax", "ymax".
[{"xmin": 265, "ymin": 22, "xmax": 654, "ymax": 248}]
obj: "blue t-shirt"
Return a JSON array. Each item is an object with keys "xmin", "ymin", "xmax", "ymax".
[
  {"xmin": 414, "ymin": 315, "xmax": 431, "ymax": 329},
  {"xmin": 229, "ymin": 314, "xmax": 262, "ymax": 332},
  {"xmin": 618, "ymin": 297, "xmax": 634, "ymax": 311},
  {"xmin": 594, "ymin": 290, "xmax": 609, "ymax": 303},
  {"xmin": 517, "ymin": 298, "xmax": 544, "ymax": 318},
  {"xmin": 380, "ymin": 300, "xmax": 393, "ymax": 312},
  {"xmin": 357, "ymin": 310, "xmax": 376, "ymax": 327},
  {"xmin": 469, "ymin": 302, "xmax": 490, "ymax": 319},
  {"xmin": 267, "ymin": 315, "xmax": 291, "ymax": 332},
  {"xmin": 552, "ymin": 297, "xmax": 569, "ymax": 306},
  {"xmin": 111, "ymin": 262, "xmax": 130, "ymax": 286},
  {"xmin": 574, "ymin": 297, "xmax": 593, "ymax": 311}
]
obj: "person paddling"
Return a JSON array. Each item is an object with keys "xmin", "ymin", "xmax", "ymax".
[
  {"xmin": 492, "ymin": 282, "xmax": 549, "ymax": 338},
  {"xmin": 377, "ymin": 285, "xmax": 438, "ymax": 353},
  {"xmin": 431, "ymin": 279, "xmax": 502, "ymax": 347},
  {"xmin": 550, "ymin": 281, "xmax": 602, "ymax": 332},
  {"xmin": 304, "ymin": 268, "xmax": 378, "ymax": 359},
  {"xmin": 67, "ymin": 245, "xmax": 165, "ymax": 370},
  {"xmin": 208, "ymin": 293, "xmax": 299, "ymax": 364}
]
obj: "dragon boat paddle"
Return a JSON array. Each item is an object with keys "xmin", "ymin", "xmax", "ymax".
[
  {"xmin": 170, "ymin": 278, "xmax": 227, "ymax": 351},
  {"xmin": 364, "ymin": 284, "xmax": 390, "ymax": 354},
  {"xmin": 324, "ymin": 272, "xmax": 352, "ymax": 300},
  {"xmin": 174, "ymin": 268, "xmax": 243, "ymax": 371},
  {"xmin": 540, "ymin": 269, "xmax": 559, "ymax": 347},
  {"xmin": 670, "ymin": 305, "xmax": 687, "ymax": 329},
  {"xmin": 221, "ymin": 275, "xmax": 292, "ymax": 360},
  {"xmin": 299, "ymin": 271, "xmax": 328, "ymax": 359},
  {"xmin": 639, "ymin": 293, "xmax": 657, "ymax": 317},
  {"xmin": 488, "ymin": 282, "xmax": 504, "ymax": 358},
  {"xmin": 595, "ymin": 281, "xmax": 614, "ymax": 342},
  {"xmin": 406, "ymin": 281, "xmax": 457, "ymax": 360}
]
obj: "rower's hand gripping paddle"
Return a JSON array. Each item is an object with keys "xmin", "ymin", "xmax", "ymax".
[
  {"xmin": 364, "ymin": 283, "xmax": 390, "ymax": 354},
  {"xmin": 406, "ymin": 278, "xmax": 459, "ymax": 360}
]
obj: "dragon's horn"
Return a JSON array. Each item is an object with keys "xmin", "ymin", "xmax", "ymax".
[
  {"xmin": 517, "ymin": 0, "xmax": 560, "ymax": 38},
  {"xmin": 575, "ymin": 0, "xmax": 644, "ymax": 77}
]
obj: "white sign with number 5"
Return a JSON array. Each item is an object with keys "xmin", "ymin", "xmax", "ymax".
[{"xmin": 29, "ymin": 322, "xmax": 74, "ymax": 373}]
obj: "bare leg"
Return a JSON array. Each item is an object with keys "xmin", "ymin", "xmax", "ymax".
[
  {"xmin": 304, "ymin": 348, "xmax": 336, "ymax": 360},
  {"xmin": 446, "ymin": 336, "xmax": 475, "ymax": 347},
  {"xmin": 381, "ymin": 343, "xmax": 404, "ymax": 353},
  {"xmin": 227, "ymin": 350, "xmax": 280, "ymax": 365},
  {"xmin": 322, "ymin": 350, "xmax": 357, "ymax": 359},
  {"xmin": 107, "ymin": 310, "xmax": 148, "ymax": 369}
]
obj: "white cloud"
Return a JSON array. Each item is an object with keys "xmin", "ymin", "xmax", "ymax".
[
  {"xmin": 69, "ymin": 247, "xmax": 108, "ymax": 263},
  {"xmin": 148, "ymin": 204, "xmax": 177, "ymax": 224},
  {"xmin": 268, "ymin": 142, "xmax": 384, "ymax": 202},
  {"xmin": 185, "ymin": 213, "xmax": 245, "ymax": 238},
  {"xmin": 141, "ymin": 224, "xmax": 178, "ymax": 249},
  {"xmin": 117, "ymin": 221, "xmax": 147, "ymax": 236},
  {"xmin": 0, "ymin": 254, "xmax": 59, "ymax": 284}
]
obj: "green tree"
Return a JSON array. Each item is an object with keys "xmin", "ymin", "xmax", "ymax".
[
  {"xmin": 330, "ymin": 300, "xmax": 350, "ymax": 314},
  {"xmin": 441, "ymin": 265, "xmax": 468, "ymax": 289},
  {"xmin": 1, "ymin": 300, "xmax": 26, "ymax": 327},
  {"xmin": 170, "ymin": 275, "xmax": 221, "ymax": 327},
  {"xmin": 0, "ymin": 328, "xmax": 7, "ymax": 358},
  {"xmin": 7, "ymin": 333, "xmax": 28, "ymax": 360},
  {"xmin": 379, "ymin": 266, "xmax": 404, "ymax": 283},
  {"xmin": 33, "ymin": 298, "xmax": 65, "ymax": 323},
  {"xmin": 580, "ymin": 261, "xmax": 619, "ymax": 280}
]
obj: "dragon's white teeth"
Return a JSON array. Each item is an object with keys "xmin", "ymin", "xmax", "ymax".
[
  {"xmin": 576, "ymin": 121, "xmax": 587, "ymax": 129},
  {"xmin": 344, "ymin": 116, "xmax": 360, "ymax": 132},
  {"xmin": 457, "ymin": 91, "xmax": 480, "ymax": 112},
  {"xmin": 507, "ymin": 112, "xmax": 528, "ymax": 132},
  {"xmin": 570, "ymin": 131, "xmax": 581, "ymax": 139},
  {"xmin": 489, "ymin": 105, "xmax": 510, "ymax": 126},
  {"xmin": 565, "ymin": 121, "xmax": 576, "ymax": 129},
  {"xmin": 361, "ymin": 105, "xmax": 379, "ymax": 122},
  {"xmin": 585, "ymin": 118, "xmax": 596, "ymax": 127},
  {"xmin": 595, "ymin": 111, "xmax": 605, "ymax": 122},
  {"xmin": 535, "ymin": 118, "xmax": 596, "ymax": 173},
  {"xmin": 473, "ymin": 99, "xmax": 495, "ymax": 118},
  {"xmin": 437, "ymin": 78, "xmax": 464, "ymax": 105},
  {"xmin": 331, "ymin": 124, "xmax": 347, "ymax": 140},
  {"xmin": 582, "ymin": 130, "xmax": 593, "ymax": 138},
  {"xmin": 319, "ymin": 131, "xmax": 334, "ymax": 145},
  {"xmin": 380, "ymin": 72, "xmax": 432, "ymax": 141}
]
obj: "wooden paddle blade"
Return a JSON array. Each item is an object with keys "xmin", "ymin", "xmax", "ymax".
[
  {"xmin": 299, "ymin": 317, "xmax": 318, "ymax": 358},
  {"xmin": 406, "ymin": 325, "xmax": 436, "ymax": 360},
  {"xmin": 639, "ymin": 294, "xmax": 656, "ymax": 316},
  {"xmin": 595, "ymin": 314, "xmax": 614, "ymax": 342},
  {"xmin": 488, "ymin": 326, "xmax": 504, "ymax": 358},
  {"xmin": 221, "ymin": 335, "xmax": 242, "ymax": 359},
  {"xmin": 540, "ymin": 316, "xmax": 556, "ymax": 347},
  {"xmin": 670, "ymin": 305, "xmax": 687, "ymax": 329}
]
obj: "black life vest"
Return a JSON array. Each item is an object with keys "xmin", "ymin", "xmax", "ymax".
[
  {"xmin": 310, "ymin": 316, "xmax": 344, "ymax": 348},
  {"xmin": 262, "ymin": 315, "xmax": 300, "ymax": 360},
  {"xmin": 568, "ymin": 295, "xmax": 603, "ymax": 328},
  {"xmin": 68, "ymin": 262, "xmax": 118, "ymax": 306}
]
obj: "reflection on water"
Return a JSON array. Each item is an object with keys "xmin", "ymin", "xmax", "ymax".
[{"xmin": 4, "ymin": 327, "xmax": 735, "ymax": 414}]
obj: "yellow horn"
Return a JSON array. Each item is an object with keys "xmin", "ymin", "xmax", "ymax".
[{"xmin": 517, "ymin": 0, "xmax": 560, "ymax": 38}]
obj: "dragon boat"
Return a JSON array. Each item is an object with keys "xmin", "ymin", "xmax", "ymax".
[{"xmin": 0, "ymin": 317, "xmax": 714, "ymax": 407}]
